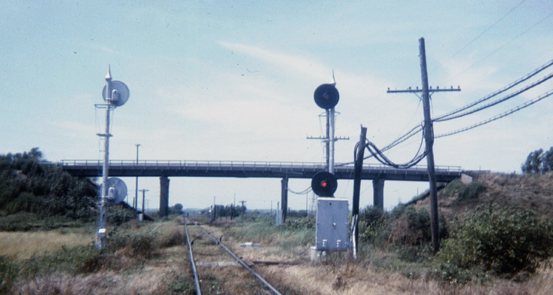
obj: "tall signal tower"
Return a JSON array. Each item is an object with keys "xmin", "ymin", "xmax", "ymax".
[
  {"xmin": 95, "ymin": 66, "xmax": 130, "ymax": 249},
  {"xmin": 307, "ymin": 74, "xmax": 349, "ymax": 173}
]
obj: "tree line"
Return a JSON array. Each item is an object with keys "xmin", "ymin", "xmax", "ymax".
[
  {"xmin": 521, "ymin": 147, "xmax": 553, "ymax": 174},
  {"xmin": 207, "ymin": 204, "xmax": 247, "ymax": 220},
  {"xmin": 0, "ymin": 148, "xmax": 97, "ymax": 223}
]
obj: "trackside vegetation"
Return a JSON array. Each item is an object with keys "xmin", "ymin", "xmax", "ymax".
[{"xmin": 2, "ymin": 148, "xmax": 553, "ymax": 293}]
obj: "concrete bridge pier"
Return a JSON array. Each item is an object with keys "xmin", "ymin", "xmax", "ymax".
[
  {"xmin": 280, "ymin": 176, "xmax": 288, "ymax": 223},
  {"xmin": 159, "ymin": 176, "xmax": 170, "ymax": 217},
  {"xmin": 373, "ymin": 178, "xmax": 385, "ymax": 210}
]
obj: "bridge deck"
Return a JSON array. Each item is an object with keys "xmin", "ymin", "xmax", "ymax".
[{"xmin": 60, "ymin": 160, "xmax": 464, "ymax": 182}]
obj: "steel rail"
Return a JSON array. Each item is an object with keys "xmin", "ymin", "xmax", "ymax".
[
  {"xmin": 190, "ymin": 220, "xmax": 282, "ymax": 295},
  {"xmin": 184, "ymin": 221, "xmax": 202, "ymax": 295}
]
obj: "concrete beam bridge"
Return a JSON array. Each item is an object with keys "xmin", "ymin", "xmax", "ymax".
[{"xmin": 61, "ymin": 160, "xmax": 465, "ymax": 221}]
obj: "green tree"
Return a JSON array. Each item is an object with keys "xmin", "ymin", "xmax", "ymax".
[
  {"xmin": 522, "ymin": 147, "xmax": 553, "ymax": 174},
  {"xmin": 0, "ymin": 148, "xmax": 97, "ymax": 221},
  {"xmin": 542, "ymin": 147, "xmax": 553, "ymax": 173},
  {"xmin": 522, "ymin": 148, "xmax": 543, "ymax": 174},
  {"xmin": 172, "ymin": 203, "xmax": 183, "ymax": 214}
]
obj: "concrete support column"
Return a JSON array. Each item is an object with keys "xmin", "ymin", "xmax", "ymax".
[
  {"xmin": 373, "ymin": 178, "xmax": 385, "ymax": 210},
  {"xmin": 280, "ymin": 176, "xmax": 288, "ymax": 223},
  {"xmin": 159, "ymin": 176, "xmax": 170, "ymax": 217}
]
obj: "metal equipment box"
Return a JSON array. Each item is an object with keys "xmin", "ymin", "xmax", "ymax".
[{"xmin": 316, "ymin": 197, "xmax": 349, "ymax": 251}]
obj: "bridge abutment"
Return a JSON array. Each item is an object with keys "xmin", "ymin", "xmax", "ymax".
[
  {"xmin": 159, "ymin": 176, "xmax": 170, "ymax": 217},
  {"xmin": 280, "ymin": 176, "xmax": 288, "ymax": 223},
  {"xmin": 373, "ymin": 178, "xmax": 385, "ymax": 209}
]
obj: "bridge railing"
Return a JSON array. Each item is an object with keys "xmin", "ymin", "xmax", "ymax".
[{"xmin": 60, "ymin": 160, "xmax": 462, "ymax": 173}]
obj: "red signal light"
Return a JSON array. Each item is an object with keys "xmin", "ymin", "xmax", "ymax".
[{"xmin": 311, "ymin": 171, "xmax": 337, "ymax": 197}]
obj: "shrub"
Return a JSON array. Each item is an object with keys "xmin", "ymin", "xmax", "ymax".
[
  {"xmin": 459, "ymin": 182, "xmax": 485, "ymax": 201},
  {"xmin": 20, "ymin": 245, "xmax": 102, "ymax": 277},
  {"xmin": 427, "ymin": 262, "xmax": 489, "ymax": 285},
  {"xmin": 440, "ymin": 205, "xmax": 553, "ymax": 275},
  {"xmin": 282, "ymin": 216, "xmax": 315, "ymax": 230},
  {"xmin": 388, "ymin": 206, "xmax": 447, "ymax": 246},
  {"xmin": 157, "ymin": 226, "xmax": 183, "ymax": 248},
  {"xmin": 359, "ymin": 206, "xmax": 388, "ymax": 246},
  {"xmin": 0, "ymin": 256, "xmax": 18, "ymax": 293},
  {"xmin": 106, "ymin": 229, "xmax": 156, "ymax": 259},
  {"xmin": 0, "ymin": 212, "xmax": 39, "ymax": 231},
  {"xmin": 106, "ymin": 206, "xmax": 137, "ymax": 225}
]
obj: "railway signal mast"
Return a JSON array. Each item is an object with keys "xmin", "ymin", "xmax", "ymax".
[
  {"xmin": 309, "ymin": 75, "xmax": 349, "ymax": 258},
  {"xmin": 307, "ymin": 72, "xmax": 349, "ymax": 173},
  {"xmin": 95, "ymin": 66, "xmax": 130, "ymax": 249}
]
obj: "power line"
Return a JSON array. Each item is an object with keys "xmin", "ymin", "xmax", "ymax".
[
  {"xmin": 436, "ymin": 89, "xmax": 553, "ymax": 138},
  {"xmin": 444, "ymin": 10, "xmax": 553, "ymax": 84},
  {"xmin": 435, "ymin": 71, "xmax": 553, "ymax": 122},
  {"xmin": 434, "ymin": 59, "xmax": 553, "ymax": 121},
  {"xmin": 435, "ymin": 0, "xmax": 527, "ymax": 72},
  {"xmin": 382, "ymin": 61, "xmax": 553, "ymax": 144},
  {"xmin": 288, "ymin": 186, "xmax": 312, "ymax": 195}
]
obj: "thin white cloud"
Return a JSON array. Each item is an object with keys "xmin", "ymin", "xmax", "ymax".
[{"xmin": 218, "ymin": 41, "xmax": 331, "ymax": 82}]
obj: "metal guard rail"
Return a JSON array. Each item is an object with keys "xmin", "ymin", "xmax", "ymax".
[{"xmin": 60, "ymin": 159, "xmax": 463, "ymax": 173}]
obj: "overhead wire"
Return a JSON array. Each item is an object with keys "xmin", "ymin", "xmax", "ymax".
[
  {"xmin": 288, "ymin": 186, "xmax": 312, "ymax": 195},
  {"xmin": 434, "ymin": 60, "xmax": 553, "ymax": 121},
  {"xmin": 354, "ymin": 59, "xmax": 553, "ymax": 169},
  {"xmin": 435, "ymin": 71, "xmax": 553, "ymax": 122},
  {"xmin": 435, "ymin": 89, "xmax": 553, "ymax": 138},
  {"xmin": 341, "ymin": 5, "xmax": 552, "ymax": 170},
  {"xmin": 364, "ymin": 128, "xmax": 429, "ymax": 169},
  {"xmin": 444, "ymin": 10, "xmax": 553, "ymax": 84},
  {"xmin": 433, "ymin": 0, "xmax": 527, "ymax": 72}
]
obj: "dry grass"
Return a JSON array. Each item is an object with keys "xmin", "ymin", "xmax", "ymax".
[
  {"xmin": 416, "ymin": 172, "xmax": 553, "ymax": 223},
  {"xmin": 4, "ymin": 212, "xmax": 553, "ymax": 294},
  {"xmin": 12, "ymin": 257, "xmax": 188, "ymax": 295},
  {"xmin": 3, "ymin": 220, "xmax": 191, "ymax": 294},
  {"xmin": 224, "ymin": 212, "xmax": 553, "ymax": 295},
  {"xmin": 0, "ymin": 229, "xmax": 93, "ymax": 260},
  {"xmin": 254, "ymin": 259, "xmax": 553, "ymax": 295}
]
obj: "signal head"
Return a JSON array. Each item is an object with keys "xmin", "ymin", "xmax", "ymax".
[
  {"xmin": 102, "ymin": 80, "xmax": 130, "ymax": 107},
  {"xmin": 314, "ymin": 83, "xmax": 339, "ymax": 109},
  {"xmin": 311, "ymin": 171, "xmax": 338, "ymax": 197},
  {"xmin": 100, "ymin": 177, "xmax": 128, "ymax": 204}
]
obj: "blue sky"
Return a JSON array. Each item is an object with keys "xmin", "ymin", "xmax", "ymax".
[{"xmin": 2, "ymin": 1, "xmax": 553, "ymax": 211}]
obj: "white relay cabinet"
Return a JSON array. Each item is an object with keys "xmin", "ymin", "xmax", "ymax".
[{"xmin": 316, "ymin": 197, "xmax": 349, "ymax": 251}]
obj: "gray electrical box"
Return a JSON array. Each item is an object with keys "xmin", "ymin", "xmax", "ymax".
[{"xmin": 316, "ymin": 197, "xmax": 349, "ymax": 251}]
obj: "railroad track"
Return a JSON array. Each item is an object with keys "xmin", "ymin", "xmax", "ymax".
[{"xmin": 184, "ymin": 219, "xmax": 282, "ymax": 295}]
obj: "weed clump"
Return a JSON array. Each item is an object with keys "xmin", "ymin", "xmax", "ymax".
[
  {"xmin": 358, "ymin": 206, "xmax": 388, "ymax": 246},
  {"xmin": 359, "ymin": 205, "xmax": 447, "ymax": 249},
  {"xmin": 282, "ymin": 216, "xmax": 315, "ymax": 230},
  {"xmin": 106, "ymin": 229, "xmax": 157, "ymax": 259}
]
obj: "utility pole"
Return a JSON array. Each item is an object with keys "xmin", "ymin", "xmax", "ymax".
[
  {"xmin": 134, "ymin": 144, "xmax": 141, "ymax": 210},
  {"xmin": 351, "ymin": 126, "xmax": 367, "ymax": 259},
  {"xmin": 240, "ymin": 200, "xmax": 246, "ymax": 215},
  {"xmin": 387, "ymin": 37, "xmax": 461, "ymax": 253},
  {"xmin": 305, "ymin": 192, "xmax": 308, "ymax": 215},
  {"xmin": 212, "ymin": 196, "xmax": 216, "ymax": 223},
  {"xmin": 139, "ymin": 189, "xmax": 148, "ymax": 221}
]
